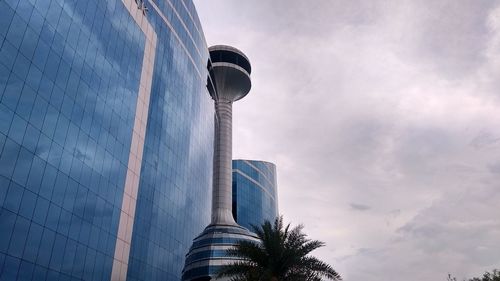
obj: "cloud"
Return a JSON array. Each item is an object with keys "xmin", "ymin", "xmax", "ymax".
[
  {"xmin": 489, "ymin": 162, "xmax": 500, "ymax": 174},
  {"xmin": 349, "ymin": 203, "xmax": 371, "ymax": 211},
  {"xmin": 194, "ymin": 0, "xmax": 500, "ymax": 280},
  {"xmin": 470, "ymin": 131, "xmax": 500, "ymax": 149}
]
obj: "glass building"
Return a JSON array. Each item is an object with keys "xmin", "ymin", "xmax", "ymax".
[
  {"xmin": 232, "ymin": 160, "xmax": 278, "ymax": 230},
  {"xmin": 0, "ymin": 0, "xmax": 213, "ymax": 280}
]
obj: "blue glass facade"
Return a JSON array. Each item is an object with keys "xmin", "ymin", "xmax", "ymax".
[
  {"xmin": 232, "ymin": 160, "xmax": 278, "ymax": 231},
  {"xmin": 0, "ymin": 0, "xmax": 213, "ymax": 280}
]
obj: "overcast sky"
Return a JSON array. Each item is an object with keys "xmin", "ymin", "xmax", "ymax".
[{"xmin": 193, "ymin": 1, "xmax": 500, "ymax": 280}]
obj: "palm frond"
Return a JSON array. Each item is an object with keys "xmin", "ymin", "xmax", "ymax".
[
  {"xmin": 216, "ymin": 261, "xmax": 256, "ymax": 278},
  {"xmin": 299, "ymin": 256, "xmax": 342, "ymax": 280},
  {"xmin": 217, "ymin": 216, "xmax": 342, "ymax": 281}
]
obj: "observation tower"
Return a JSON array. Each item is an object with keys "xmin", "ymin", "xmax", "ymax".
[{"xmin": 182, "ymin": 45, "xmax": 258, "ymax": 280}]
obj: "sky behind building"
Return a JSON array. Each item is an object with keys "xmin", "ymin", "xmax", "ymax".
[{"xmin": 193, "ymin": 1, "xmax": 500, "ymax": 280}]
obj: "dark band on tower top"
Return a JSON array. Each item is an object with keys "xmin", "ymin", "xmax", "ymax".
[{"xmin": 209, "ymin": 45, "xmax": 252, "ymax": 74}]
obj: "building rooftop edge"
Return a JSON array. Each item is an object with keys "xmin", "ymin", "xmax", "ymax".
[{"xmin": 233, "ymin": 159, "xmax": 277, "ymax": 167}]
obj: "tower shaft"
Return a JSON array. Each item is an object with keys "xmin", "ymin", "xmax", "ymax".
[
  {"xmin": 212, "ymin": 99, "xmax": 236, "ymax": 225},
  {"xmin": 182, "ymin": 45, "xmax": 253, "ymax": 281}
]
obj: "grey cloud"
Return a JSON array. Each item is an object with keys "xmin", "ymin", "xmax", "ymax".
[
  {"xmin": 395, "ymin": 183, "xmax": 500, "ymax": 269},
  {"xmin": 488, "ymin": 162, "xmax": 500, "ymax": 174},
  {"xmin": 399, "ymin": 0, "xmax": 496, "ymax": 78},
  {"xmin": 194, "ymin": 1, "xmax": 500, "ymax": 280},
  {"xmin": 470, "ymin": 131, "xmax": 500, "ymax": 149},
  {"xmin": 349, "ymin": 203, "xmax": 371, "ymax": 211}
]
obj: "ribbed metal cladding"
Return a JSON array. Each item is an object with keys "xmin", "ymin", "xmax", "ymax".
[
  {"xmin": 182, "ymin": 225, "xmax": 259, "ymax": 281},
  {"xmin": 212, "ymin": 99, "xmax": 236, "ymax": 224}
]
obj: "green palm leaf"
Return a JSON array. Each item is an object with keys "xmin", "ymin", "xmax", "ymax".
[{"xmin": 217, "ymin": 216, "xmax": 342, "ymax": 281}]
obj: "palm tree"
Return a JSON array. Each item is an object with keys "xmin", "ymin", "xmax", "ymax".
[{"xmin": 217, "ymin": 216, "xmax": 342, "ymax": 281}]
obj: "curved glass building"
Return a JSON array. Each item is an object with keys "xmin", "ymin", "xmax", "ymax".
[
  {"xmin": 232, "ymin": 160, "xmax": 278, "ymax": 230},
  {"xmin": 0, "ymin": 0, "xmax": 213, "ymax": 280}
]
